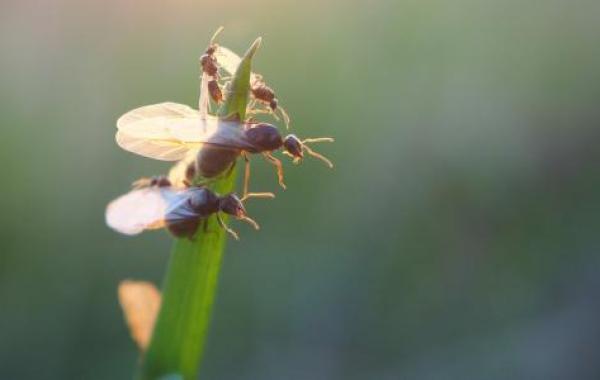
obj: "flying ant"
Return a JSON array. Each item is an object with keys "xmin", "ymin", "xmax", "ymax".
[
  {"xmin": 117, "ymin": 104, "xmax": 333, "ymax": 198},
  {"xmin": 199, "ymin": 27, "xmax": 224, "ymax": 108},
  {"xmin": 106, "ymin": 178, "xmax": 260, "ymax": 240},
  {"xmin": 248, "ymin": 74, "xmax": 290, "ymax": 127}
]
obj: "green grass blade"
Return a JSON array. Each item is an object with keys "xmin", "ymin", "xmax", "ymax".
[
  {"xmin": 218, "ymin": 37, "xmax": 261, "ymax": 121},
  {"xmin": 137, "ymin": 37, "xmax": 260, "ymax": 380}
]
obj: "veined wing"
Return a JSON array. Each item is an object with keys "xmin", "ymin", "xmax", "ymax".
[
  {"xmin": 116, "ymin": 102, "xmax": 255, "ymax": 161},
  {"xmin": 116, "ymin": 102, "xmax": 203, "ymax": 161},
  {"xmin": 116, "ymin": 130, "xmax": 198, "ymax": 161},
  {"xmin": 105, "ymin": 186, "xmax": 189, "ymax": 235},
  {"xmin": 214, "ymin": 46, "xmax": 259, "ymax": 83},
  {"xmin": 117, "ymin": 102, "xmax": 199, "ymax": 128},
  {"xmin": 199, "ymin": 72, "xmax": 210, "ymax": 119}
]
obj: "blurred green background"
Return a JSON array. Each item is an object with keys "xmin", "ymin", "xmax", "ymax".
[{"xmin": 1, "ymin": 0, "xmax": 600, "ymax": 379}]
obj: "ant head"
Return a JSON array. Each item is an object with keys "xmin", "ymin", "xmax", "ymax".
[
  {"xmin": 269, "ymin": 98, "xmax": 278, "ymax": 111},
  {"xmin": 219, "ymin": 194, "xmax": 247, "ymax": 218},
  {"xmin": 283, "ymin": 134, "xmax": 304, "ymax": 162},
  {"xmin": 245, "ymin": 123, "xmax": 283, "ymax": 152},
  {"xmin": 206, "ymin": 46, "xmax": 216, "ymax": 55}
]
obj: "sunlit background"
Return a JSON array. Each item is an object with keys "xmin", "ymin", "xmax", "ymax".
[{"xmin": 1, "ymin": 0, "xmax": 600, "ymax": 379}]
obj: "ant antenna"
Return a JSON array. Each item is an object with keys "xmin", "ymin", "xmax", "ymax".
[
  {"xmin": 301, "ymin": 137, "xmax": 335, "ymax": 168},
  {"xmin": 209, "ymin": 26, "xmax": 224, "ymax": 45},
  {"xmin": 217, "ymin": 213, "xmax": 239, "ymax": 240},
  {"xmin": 278, "ymin": 106, "xmax": 291, "ymax": 129},
  {"xmin": 239, "ymin": 216, "xmax": 260, "ymax": 230}
]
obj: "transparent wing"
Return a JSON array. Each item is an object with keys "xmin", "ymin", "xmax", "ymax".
[
  {"xmin": 117, "ymin": 102, "xmax": 199, "ymax": 128},
  {"xmin": 116, "ymin": 102, "xmax": 203, "ymax": 161},
  {"xmin": 215, "ymin": 46, "xmax": 259, "ymax": 83},
  {"xmin": 116, "ymin": 103, "xmax": 254, "ymax": 161},
  {"xmin": 167, "ymin": 150, "xmax": 197, "ymax": 187},
  {"xmin": 118, "ymin": 280, "xmax": 161, "ymax": 351},
  {"xmin": 105, "ymin": 186, "xmax": 189, "ymax": 235},
  {"xmin": 199, "ymin": 72, "xmax": 210, "ymax": 119},
  {"xmin": 116, "ymin": 130, "xmax": 198, "ymax": 161}
]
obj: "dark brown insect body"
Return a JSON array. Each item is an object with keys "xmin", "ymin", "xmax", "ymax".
[
  {"xmin": 200, "ymin": 38, "xmax": 223, "ymax": 104},
  {"xmin": 183, "ymin": 123, "xmax": 333, "ymax": 195},
  {"xmin": 107, "ymin": 177, "xmax": 259, "ymax": 240},
  {"xmin": 247, "ymin": 75, "xmax": 290, "ymax": 127},
  {"xmin": 186, "ymin": 123, "xmax": 289, "ymax": 182},
  {"xmin": 207, "ymin": 79, "xmax": 223, "ymax": 104},
  {"xmin": 166, "ymin": 186, "xmax": 253, "ymax": 239},
  {"xmin": 165, "ymin": 186, "xmax": 220, "ymax": 238},
  {"xmin": 200, "ymin": 46, "xmax": 219, "ymax": 77},
  {"xmin": 194, "ymin": 146, "xmax": 240, "ymax": 178},
  {"xmin": 251, "ymin": 83, "xmax": 278, "ymax": 111}
]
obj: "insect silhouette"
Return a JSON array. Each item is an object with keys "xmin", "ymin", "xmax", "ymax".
[
  {"xmin": 116, "ymin": 102, "xmax": 334, "ymax": 199},
  {"xmin": 105, "ymin": 179, "xmax": 259, "ymax": 240},
  {"xmin": 199, "ymin": 27, "xmax": 225, "ymax": 110}
]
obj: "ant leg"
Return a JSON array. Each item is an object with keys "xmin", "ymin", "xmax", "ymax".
[
  {"xmin": 277, "ymin": 106, "xmax": 291, "ymax": 129},
  {"xmin": 268, "ymin": 107, "xmax": 281, "ymax": 121},
  {"xmin": 242, "ymin": 193, "xmax": 275, "ymax": 201},
  {"xmin": 216, "ymin": 214, "xmax": 239, "ymax": 240},
  {"xmin": 241, "ymin": 154, "xmax": 275, "ymax": 201},
  {"xmin": 263, "ymin": 152, "xmax": 287, "ymax": 190},
  {"xmin": 242, "ymin": 153, "xmax": 251, "ymax": 199},
  {"xmin": 249, "ymin": 108, "xmax": 271, "ymax": 115},
  {"xmin": 247, "ymin": 99, "xmax": 258, "ymax": 112}
]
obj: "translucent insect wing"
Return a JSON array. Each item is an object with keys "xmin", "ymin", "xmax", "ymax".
[
  {"xmin": 116, "ymin": 102, "xmax": 207, "ymax": 161},
  {"xmin": 199, "ymin": 72, "xmax": 210, "ymax": 118},
  {"xmin": 215, "ymin": 46, "xmax": 259, "ymax": 83},
  {"xmin": 115, "ymin": 131, "xmax": 197, "ymax": 161},
  {"xmin": 116, "ymin": 103, "xmax": 254, "ymax": 160},
  {"xmin": 117, "ymin": 102, "xmax": 199, "ymax": 129},
  {"xmin": 105, "ymin": 187, "xmax": 188, "ymax": 235}
]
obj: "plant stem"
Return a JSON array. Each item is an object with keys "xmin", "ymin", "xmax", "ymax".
[
  {"xmin": 136, "ymin": 37, "xmax": 262, "ymax": 380},
  {"xmin": 138, "ymin": 173, "xmax": 236, "ymax": 380}
]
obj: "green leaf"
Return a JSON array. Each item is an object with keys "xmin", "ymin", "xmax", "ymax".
[
  {"xmin": 217, "ymin": 37, "xmax": 261, "ymax": 121},
  {"xmin": 137, "ymin": 37, "xmax": 259, "ymax": 380}
]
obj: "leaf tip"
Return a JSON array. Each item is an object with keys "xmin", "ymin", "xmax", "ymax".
[{"xmin": 245, "ymin": 37, "xmax": 262, "ymax": 59}]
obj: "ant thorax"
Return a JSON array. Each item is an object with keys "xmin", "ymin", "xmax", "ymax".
[{"xmin": 243, "ymin": 123, "xmax": 284, "ymax": 153}]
